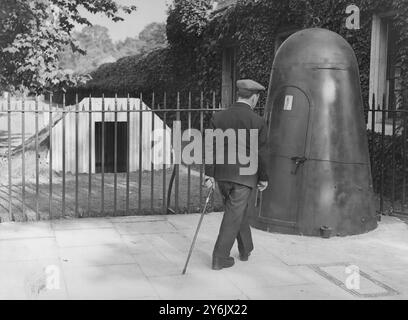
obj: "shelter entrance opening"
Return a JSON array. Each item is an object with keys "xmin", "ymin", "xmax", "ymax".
[{"xmin": 95, "ymin": 122, "xmax": 128, "ymax": 173}]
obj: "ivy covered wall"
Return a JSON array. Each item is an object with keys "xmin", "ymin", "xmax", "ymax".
[
  {"xmin": 77, "ymin": 0, "xmax": 408, "ymax": 109},
  {"xmin": 166, "ymin": 0, "xmax": 408, "ymax": 107}
]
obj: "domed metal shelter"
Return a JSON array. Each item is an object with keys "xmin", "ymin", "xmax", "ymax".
[{"xmin": 250, "ymin": 28, "xmax": 378, "ymax": 237}]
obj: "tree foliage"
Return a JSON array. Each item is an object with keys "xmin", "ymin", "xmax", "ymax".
[
  {"xmin": 58, "ymin": 22, "xmax": 167, "ymax": 76},
  {"xmin": 138, "ymin": 22, "xmax": 168, "ymax": 54},
  {"xmin": 59, "ymin": 25, "xmax": 117, "ymax": 75},
  {"xmin": 0, "ymin": 0, "xmax": 136, "ymax": 93},
  {"xmin": 166, "ymin": 0, "xmax": 212, "ymax": 43}
]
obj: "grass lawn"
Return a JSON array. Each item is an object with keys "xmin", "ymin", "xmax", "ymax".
[{"xmin": 0, "ymin": 151, "xmax": 224, "ymax": 222}]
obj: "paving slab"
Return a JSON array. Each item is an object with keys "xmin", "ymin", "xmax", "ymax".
[
  {"xmin": 310, "ymin": 264, "xmax": 398, "ymax": 298},
  {"xmin": 366, "ymin": 267, "xmax": 408, "ymax": 298},
  {"xmin": 109, "ymin": 216, "xmax": 167, "ymax": 224},
  {"xmin": 121, "ymin": 234, "xmax": 158, "ymax": 255},
  {"xmin": 167, "ymin": 213, "xmax": 222, "ymax": 231},
  {"xmin": 0, "ymin": 214, "xmax": 407, "ymax": 300},
  {"xmin": 51, "ymin": 218, "xmax": 113, "ymax": 231},
  {"xmin": 148, "ymin": 273, "xmax": 243, "ymax": 300},
  {"xmin": 114, "ymin": 220, "xmax": 177, "ymax": 235},
  {"xmin": 58, "ymin": 243, "xmax": 136, "ymax": 267},
  {"xmin": 54, "ymin": 228, "xmax": 122, "ymax": 247},
  {"xmin": 0, "ymin": 237, "xmax": 58, "ymax": 262},
  {"xmin": 242, "ymin": 284, "xmax": 352, "ymax": 300},
  {"xmin": 62, "ymin": 264, "xmax": 158, "ymax": 300},
  {"xmin": 224, "ymin": 262, "xmax": 311, "ymax": 290},
  {"xmin": 132, "ymin": 251, "xmax": 182, "ymax": 278},
  {"xmin": 0, "ymin": 259, "xmax": 68, "ymax": 300},
  {"xmin": 0, "ymin": 221, "xmax": 53, "ymax": 240},
  {"xmin": 144, "ymin": 234, "xmax": 187, "ymax": 265}
]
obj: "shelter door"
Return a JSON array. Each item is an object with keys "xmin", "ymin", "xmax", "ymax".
[
  {"xmin": 260, "ymin": 86, "xmax": 310, "ymax": 226},
  {"xmin": 95, "ymin": 122, "xmax": 128, "ymax": 173}
]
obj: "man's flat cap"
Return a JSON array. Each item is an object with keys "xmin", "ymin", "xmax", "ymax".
[{"xmin": 237, "ymin": 79, "xmax": 266, "ymax": 93}]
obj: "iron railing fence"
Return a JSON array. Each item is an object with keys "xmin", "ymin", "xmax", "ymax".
[
  {"xmin": 0, "ymin": 92, "xmax": 239, "ymax": 223},
  {"xmin": 0, "ymin": 91, "xmax": 405, "ymax": 223},
  {"xmin": 366, "ymin": 94, "xmax": 408, "ymax": 218}
]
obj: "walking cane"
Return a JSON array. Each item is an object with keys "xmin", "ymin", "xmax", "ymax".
[{"xmin": 182, "ymin": 187, "xmax": 214, "ymax": 275}]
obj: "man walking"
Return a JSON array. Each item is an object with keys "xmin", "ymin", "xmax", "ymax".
[{"xmin": 204, "ymin": 79, "xmax": 269, "ymax": 271}]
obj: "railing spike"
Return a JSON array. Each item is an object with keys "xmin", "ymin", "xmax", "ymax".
[
  {"xmin": 140, "ymin": 92, "xmax": 143, "ymax": 110},
  {"xmin": 164, "ymin": 92, "xmax": 167, "ymax": 110},
  {"xmin": 152, "ymin": 92, "xmax": 155, "ymax": 110}
]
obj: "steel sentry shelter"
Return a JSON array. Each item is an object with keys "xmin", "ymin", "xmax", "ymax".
[
  {"xmin": 250, "ymin": 28, "xmax": 378, "ymax": 237},
  {"xmin": 50, "ymin": 98, "xmax": 172, "ymax": 174}
]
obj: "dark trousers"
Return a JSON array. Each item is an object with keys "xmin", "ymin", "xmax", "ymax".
[{"xmin": 213, "ymin": 181, "xmax": 254, "ymax": 259}]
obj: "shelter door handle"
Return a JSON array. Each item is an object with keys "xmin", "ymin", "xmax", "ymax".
[{"xmin": 291, "ymin": 156, "xmax": 307, "ymax": 175}]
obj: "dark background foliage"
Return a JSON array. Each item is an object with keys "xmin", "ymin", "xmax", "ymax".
[{"xmin": 74, "ymin": 0, "xmax": 408, "ymax": 111}]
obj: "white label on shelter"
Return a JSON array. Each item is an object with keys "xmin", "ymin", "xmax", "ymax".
[{"xmin": 284, "ymin": 95, "xmax": 294, "ymax": 111}]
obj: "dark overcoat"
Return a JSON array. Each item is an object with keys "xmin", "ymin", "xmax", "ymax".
[{"xmin": 204, "ymin": 102, "xmax": 269, "ymax": 188}]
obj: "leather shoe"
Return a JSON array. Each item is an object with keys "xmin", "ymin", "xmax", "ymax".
[
  {"xmin": 212, "ymin": 256, "xmax": 235, "ymax": 270},
  {"xmin": 239, "ymin": 252, "xmax": 251, "ymax": 262}
]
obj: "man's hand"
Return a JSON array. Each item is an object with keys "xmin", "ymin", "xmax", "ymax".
[
  {"xmin": 204, "ymin": 176, "xmax": 215, "ymax": 189},
  {"xmin": 257, "ymin": 181, "xmax": 268, "ymax": 192}
]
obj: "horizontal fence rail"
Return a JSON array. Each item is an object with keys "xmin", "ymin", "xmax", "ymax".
[
  {"xmin": 367, "ymin": 94, "xmax": 408, "ymax": 218},
  {"xmin": 0, "ymin": 92, "xmax": 406, "ymax": 222}
]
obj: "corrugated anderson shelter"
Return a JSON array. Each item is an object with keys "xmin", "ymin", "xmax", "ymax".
[{"xmin": 51, "ymin": 98, "xmax": 171, "ymax": 174}]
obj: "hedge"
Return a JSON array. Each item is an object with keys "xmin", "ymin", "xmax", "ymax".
[{"xmin": 71, "ymin": 0, "xmax": 408, "ymax": 113}]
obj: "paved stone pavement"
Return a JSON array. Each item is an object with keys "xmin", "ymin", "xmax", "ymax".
[{"xmin": 0, "ymin": 213, "xmax": 408, "ymax": 300}]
